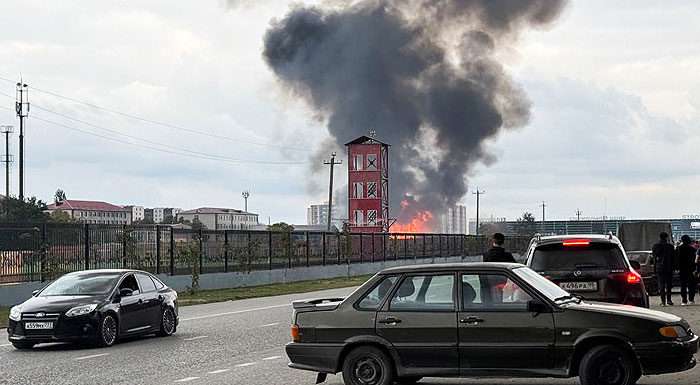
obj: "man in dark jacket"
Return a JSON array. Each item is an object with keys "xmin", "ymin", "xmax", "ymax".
[
  {"xmin": 653, "ymin": 232, "xmax": 676, "ymax": 306},
  {"xmin": 484, "ymin": 233, "xmax": 516, "ymax": 263},
  {"xmin": 678, "ymin": 235, "xmax": 697, "ymax": 305}
]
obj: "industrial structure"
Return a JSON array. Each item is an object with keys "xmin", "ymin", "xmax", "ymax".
[{"xmin": 346, "ymin": 134, "xmax": 389, "ymax": 232}]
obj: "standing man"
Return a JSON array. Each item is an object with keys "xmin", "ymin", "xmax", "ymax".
[
  {"xmin": 678, "ymin": 235, "xmax": 697, "ymax": 305},
  {"xmin": 484, "ymin": 233, "xmax": 516, "ymax": 263},
  {"xmin": 653, "ymin": 232, "xmax": 675, "ymax": 306}
]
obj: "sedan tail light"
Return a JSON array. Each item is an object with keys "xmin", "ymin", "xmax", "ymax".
[
  {"xmin": 291, "ymin": 324, "xmax": 301, "ymax": 343},
  {"xmin": 609, "ymin": 271, "xmax": 642, "ymax": 285}
]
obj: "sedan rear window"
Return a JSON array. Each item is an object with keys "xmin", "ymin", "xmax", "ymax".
[
  {"xmin": 530, "ymin": 243, "xmax": 625, "ymax": 271},
  {"xmin": 357, "ymin": 275, "xmax": 398, "ymax": 310}
]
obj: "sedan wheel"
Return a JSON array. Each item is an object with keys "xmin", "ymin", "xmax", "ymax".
[
  {"xmin": 97, "ymin": 314, "xmax": 118, "ymax": 347},
  {"xmin": 342, "ymin": 346, "xmax": 393, "ymax": 385},
  {"xmin": 579, "ymin": 345, "xmax": 640, "ymax": 385},
  {"xmin": 157, "ymin": 307, "xmax": 176, "ymax": 337}
]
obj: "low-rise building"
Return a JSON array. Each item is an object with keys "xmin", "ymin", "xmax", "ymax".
[
  {"xmin": 46, "ymin": 200, "xmax": 131, "ymax": 225},
  {"xmin": 124, "ymin": 205, "xmax": 144, "ymax": 222},
  {"xmin": 177, "ymin": 207, "xmax": 259, "ymax": 230}
]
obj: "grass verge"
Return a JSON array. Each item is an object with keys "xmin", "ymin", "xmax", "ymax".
[
  {"xmin": 177, "ymin": 275, "xmax": 371, "ymax": 307},
  {"xmin": 0, "ymin": 275, "xmax": 371, "ymax": 328}
]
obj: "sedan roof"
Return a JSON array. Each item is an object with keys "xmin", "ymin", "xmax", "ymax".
[{"xmin": 378, "ymin": 262, "xmax": 524, "ymax": 275}]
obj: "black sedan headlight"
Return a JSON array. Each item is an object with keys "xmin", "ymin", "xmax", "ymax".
[
  {"xmin": 65, "ymin": 304, "xmax": 98, "ymax": 317},
  {"xmin": 9, "ymin": 305, "xmax": 22, "ymax": 321}
]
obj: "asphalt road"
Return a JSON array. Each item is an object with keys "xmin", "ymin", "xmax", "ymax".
[{"xmin": 3, "ymin": 290, "xmax": 700, "ymax": 385}]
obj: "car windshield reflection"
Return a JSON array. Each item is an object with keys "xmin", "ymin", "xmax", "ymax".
[{"xmin": 40, "ymin": 273, "xmax": 122, "ymax": 296}]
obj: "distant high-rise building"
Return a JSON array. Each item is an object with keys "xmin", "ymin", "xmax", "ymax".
[
  {"xmin": 441, "ymin": 205, "xmax": 467, "ymax": 234},
  {"xmin": 307, "ymin": 203, "xmax": 341, "ymax": 228}
]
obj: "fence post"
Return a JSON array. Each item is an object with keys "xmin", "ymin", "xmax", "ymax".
[
  {"xmin": 40, "ymin": 223, "xmax": 47, "ymax": 282},
  {"xmin": 84, "ymin": 224, "xmax": 90, "ymax": 270},
  {"xmin": 224, "ymin": 230, "xmax": 229, "ymax": 273},
  {"xmin": 305, "ymin": 232, "xmax": 310, "ymax": 267},
  {"xmin": 404, "ymin": 235, "xmax": 408, "ymax": 260},
  {"xmin": 359, "ymin": 233, "xmax": 363, "ymax": 263},
  {"xmin": 337, "ymin": 233, "xmax": 341, "ymax": 264},
  {"xmin": 169, "ymin": 228, "xmax": 175, "ymax": 275},
  {"xmin": 247, "ymin": 231, "xmax": 252, "ymax": 270},
  {"xmin": 287, "ymin": 232, "xmax": 292, "ymax": 269},
  {"xmin": 422, "ymin": 234, "xmax": 426, "ymax": 258},
  {"xmin": 370, "ymin": 233, "xmax": 375, "ymax": 263},
  {"xmin": 383, "ymin": 233, "xmax": 387, "ymax": 262},
  {"xmin": 198, "ymin": 229, "xmax": 204, "ymax": 274},
  {"xmin": 413, "ymin": 235, "xmax": 417, "ymax": 262},
  {"xmin": 121, "ymin": 225, "xmax": 127, "ymax": 268},
  {"xmin": 322, "ymin": 232, "xmax": 326, "ymax": 266},
  {"xmin": 268, "ymin": 231, "xmax": 273, "ymax": 270},
  {"xmin": 156, "ymin": 225, "xmax": 161, "ymax": 274}
]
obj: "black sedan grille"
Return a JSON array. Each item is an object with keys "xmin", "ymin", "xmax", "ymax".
[{"xmin": 21, "ymin": 312, "xmax": 61, "ymax": 321}]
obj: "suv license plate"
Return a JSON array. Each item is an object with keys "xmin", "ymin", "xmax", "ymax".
[
  {"xmin": 25, "ymin": 322, "xmax": 54, "ymax": 330},
  {"xmin": 560, "ymin": 281, "xmax": 597, "ymax": 292}
]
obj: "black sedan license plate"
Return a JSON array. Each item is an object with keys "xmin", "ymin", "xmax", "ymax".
[
  {"xmin": 560, "ymin": 281, "xmax": 597, "ymax": 292},
  {"xmin": 24, "ymin": 322, "xmax": 53, "ymax": 330}
]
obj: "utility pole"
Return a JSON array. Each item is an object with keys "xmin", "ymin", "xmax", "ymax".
[
  {"xmin": 324, "ymin": 152, "xmax": 342, "ymax": 232},
  {"xmin": 242, "ymin": 191, "xmax": 250, "ymax": 212},
  {"xmin": 473, "ymin": 189, "xmax": 485, "ymax": 235},
  {"xmin": 541, "ymin": 201, "xmax": 547, "ymax": 222},
  {"xmin": 15, "ymin": 81, "xmax": 29, "ymax": 201},
  {"xmin": 576, "ymin": 209, "xmax": 582, "ymax": 221},
  {"xmin": 0, "ymin": 125, "xmax": 13, "ymax": 199}
]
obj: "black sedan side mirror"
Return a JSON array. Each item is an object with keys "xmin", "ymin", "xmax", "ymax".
[
  {"xmin": 630, "ymin": 261, "xmax": 641, "ymax": 271},
  {"xmin": 528, "ymin": 300, "xmax": 550, "ymax": 314},
  {"xmin": 119, "ymin": 288, "xmax": 134, "ymax": 298}
]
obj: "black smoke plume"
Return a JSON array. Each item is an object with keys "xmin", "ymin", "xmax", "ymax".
[{"xmin": 263, "ymin": 0, "xmax": 567, "ymax": 227}]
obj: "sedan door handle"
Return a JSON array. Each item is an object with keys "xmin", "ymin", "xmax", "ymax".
[
  {"xmin": 460, "ymin": 316, "xmax": 484, "ymax": 325},
  {"xmin": 378, "ymin": 317, "xmax": 402, "ymax": 325}
]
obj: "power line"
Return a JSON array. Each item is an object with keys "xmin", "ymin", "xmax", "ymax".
[
  {"xmin": 0, "ymin": 74, "xmax": 308, "ymax": 152},
  {"xmin": 0, "ymin": 105, "xmax": 308, "ymax": 166}
]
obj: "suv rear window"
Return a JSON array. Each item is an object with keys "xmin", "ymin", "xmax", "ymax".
[{"xmin": 531, "ymin": 242, "xmax": 626, "ymax": 271}]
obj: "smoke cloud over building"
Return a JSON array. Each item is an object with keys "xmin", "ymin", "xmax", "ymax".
[{"xmin": 263, "ymin": 0, "xmax": 567, "ymax": 228}]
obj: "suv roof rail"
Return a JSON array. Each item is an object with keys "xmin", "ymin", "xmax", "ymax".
[{"xmin": 533, "ymin": 233, "xmax": 542, "ymax": 242}]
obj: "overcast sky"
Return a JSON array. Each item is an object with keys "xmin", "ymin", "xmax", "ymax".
[{"xmin": 0, "ymin": 0, "xmax": 698, "ymax": 224}]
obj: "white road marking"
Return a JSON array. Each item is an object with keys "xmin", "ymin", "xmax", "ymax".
[
  {"xmin": 0, "ymin": 343, "xmax": 12, "ymax": 348},
  {"xmin": 262, "ymin": 356, "xmax": 282, "ymax": 361},
  {"xmin": 74, "ymin": 353, "xmax": 110, "ymax": 361},
  {"xmin": 207, "ymin": 369, "xmax": 231, "ymax": 374},
  {"xmin": 260, "ymin": 323, "xmax": 280, "ymax": 327},
  {"xmin": 180, "ymin": 304, "xmax": 289, "ymax": 322},
  {"xmin": 183, "ymin": 335, "xmax": 208, "ymax": 341},
  {"xmin": 174, "ymin": 377, "xmax": 200, "ymax": 383},
  {"xmin": 235, "ymin": 362, "xmax": 256, "ymax": 368}
]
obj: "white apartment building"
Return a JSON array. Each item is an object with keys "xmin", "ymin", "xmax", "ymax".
[
  {"xmin": 306, "ymin": 203, "xmax": 340, "ymax": 227},
  {"xmin": 124, "ymin": 206, "xmax": 144, "ymax": 222},
  {"xmin": 177, "ymin": 207, "xmax": 259, "ymax": 230},
  {"xmin": 46, "ymin": 200, "xmax": 132, "ymax": 225},
  {"xmin": 441, "ymin": 205, "xmax": 468, "ymax": 234}
]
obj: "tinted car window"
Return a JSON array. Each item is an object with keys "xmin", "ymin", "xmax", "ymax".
[
  {"xmin": 462, "ymin": 274, "xmax": 532, "ymax": 311},
  {"xmin": 41, "ymin": 273, "xmax": 121, "ymax": 296},
  {"xmin": 152, "ymin": 276, "xmax": 165, "ymax": 290},
  {"xmin": 530, "ymin": 243, "xmax": 625, "ymax": 271},
  {"xmin": 390, "ymin": 275, "xmax": 454, "ymax": 311},
  {"xmin": 136, "ymin": 273, "xmax": 157, "ymax": 293},
  {"xmin": 119, "ymin": 274, "xmax": 140, "ymax": 295},
  {"xmin": 357, "ymin": 275, "xmax": 397, "ymax": 310}
]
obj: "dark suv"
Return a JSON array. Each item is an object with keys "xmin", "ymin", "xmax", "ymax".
[
  {"xmin": 286, "ymin": 263, "xmax": 697, "ymax": 385},
  {"xmin": 525, "ymin": 234, "xmax": 649, "ymax": 308}
]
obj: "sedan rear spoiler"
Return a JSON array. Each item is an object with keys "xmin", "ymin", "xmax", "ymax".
[{"xmin": 292, "ymin": 298, "xmax": 345, "ymax": 310}]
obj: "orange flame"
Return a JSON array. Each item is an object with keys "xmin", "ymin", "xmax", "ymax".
[{"xmin": 391, "ymin": 210, "xmax": 434, "ymax": 233}]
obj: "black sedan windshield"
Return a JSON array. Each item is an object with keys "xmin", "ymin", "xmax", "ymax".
[{"xmin": 41, "ymin": 273, "xmax": 122, "ymax": 296}]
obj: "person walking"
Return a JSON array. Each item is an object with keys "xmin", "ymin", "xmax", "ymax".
[
  {"xmin": 483, "ymin": 233, "xmax": 516, "ymax": 263},
  {"xmin": 678, "ymin": 235, "xmax": 697, "ymax": 305},
  {"xmin": 653, "ymin": 232, "xmax": 676, "ymax": 306}
]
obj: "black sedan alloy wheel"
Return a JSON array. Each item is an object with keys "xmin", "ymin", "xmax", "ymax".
[
  {"xmin": 158, "ymin": 307, "xmax": 176, "ymax": 337},
  {"xmin": 98, "ymin": 314, "xmax": 118, "ymax": 347}
]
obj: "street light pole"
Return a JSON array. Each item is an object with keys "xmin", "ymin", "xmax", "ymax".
[{"xmin": 473, "ymin": 189, "xmax": 485, "ymax": 235}]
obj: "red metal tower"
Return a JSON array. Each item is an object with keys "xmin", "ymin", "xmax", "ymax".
[{"xmin": 346, "ymin": 134, "xmax": 389, "ymax": 232}]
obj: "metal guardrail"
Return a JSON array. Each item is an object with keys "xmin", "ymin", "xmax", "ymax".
[{"xmin": 0, "ymin": 223, "xmax": 532, "ymax": 283}]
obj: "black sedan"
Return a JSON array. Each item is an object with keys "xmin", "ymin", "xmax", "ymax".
[
  {"xmin": 7, "ymin": 269, "xmax": 178, "ymax": 349},
  {"xmin": 286, "ymin": 263, "xmax": 697, "ymax": 385}
]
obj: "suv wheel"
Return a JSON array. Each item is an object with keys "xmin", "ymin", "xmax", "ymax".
[
  {"xmin": 579, "ymin": 344, "xmax": 640, "ymax": 385},
  {"xmin": 342, "ymin": 346, "xmax": 393, "ymax": 385}
]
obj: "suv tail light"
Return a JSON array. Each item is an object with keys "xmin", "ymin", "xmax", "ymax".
[
  {"xmin": 609, "ymin": 271, "xmax": 642, "ymax": 285},
  {"xmin": 562, "ymin": 239, "xmax": 591, "ymax": 247}
]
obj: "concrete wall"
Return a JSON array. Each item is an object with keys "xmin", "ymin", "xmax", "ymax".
[{"xmin": 0, "ymin": 255, "xmax": 481, "ymax": 307}]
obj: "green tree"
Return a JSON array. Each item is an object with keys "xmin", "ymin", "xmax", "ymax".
[
  {"xmin": 54, "ymin": 189, "xmax": 67, "ymax": 204},
  {"xmin": 48, "ymin": 210, "xmax": 76, "ymax": 223},
  {"xmin": 515, "ymin": 211, "xmax": 537, "ymax": 237},
  {"xmin": 0, "ymin": 197, "xmax": 50, "ymax": 222},
  {"xmin": 267, "ymin": 222, "xmax": 294, "ymax": 232},
  {"xmin": 176, "ymin": 240, "xmax": 201, "ymax": 294},
  {"xmin": 190, "ymin": 217, "xmax": 206, "ymax": 231}
]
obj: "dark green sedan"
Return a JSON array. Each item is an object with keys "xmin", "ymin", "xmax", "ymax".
[{"xmin": 286, "ymin": 263, "xmax": 697, "ymax": 385}]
